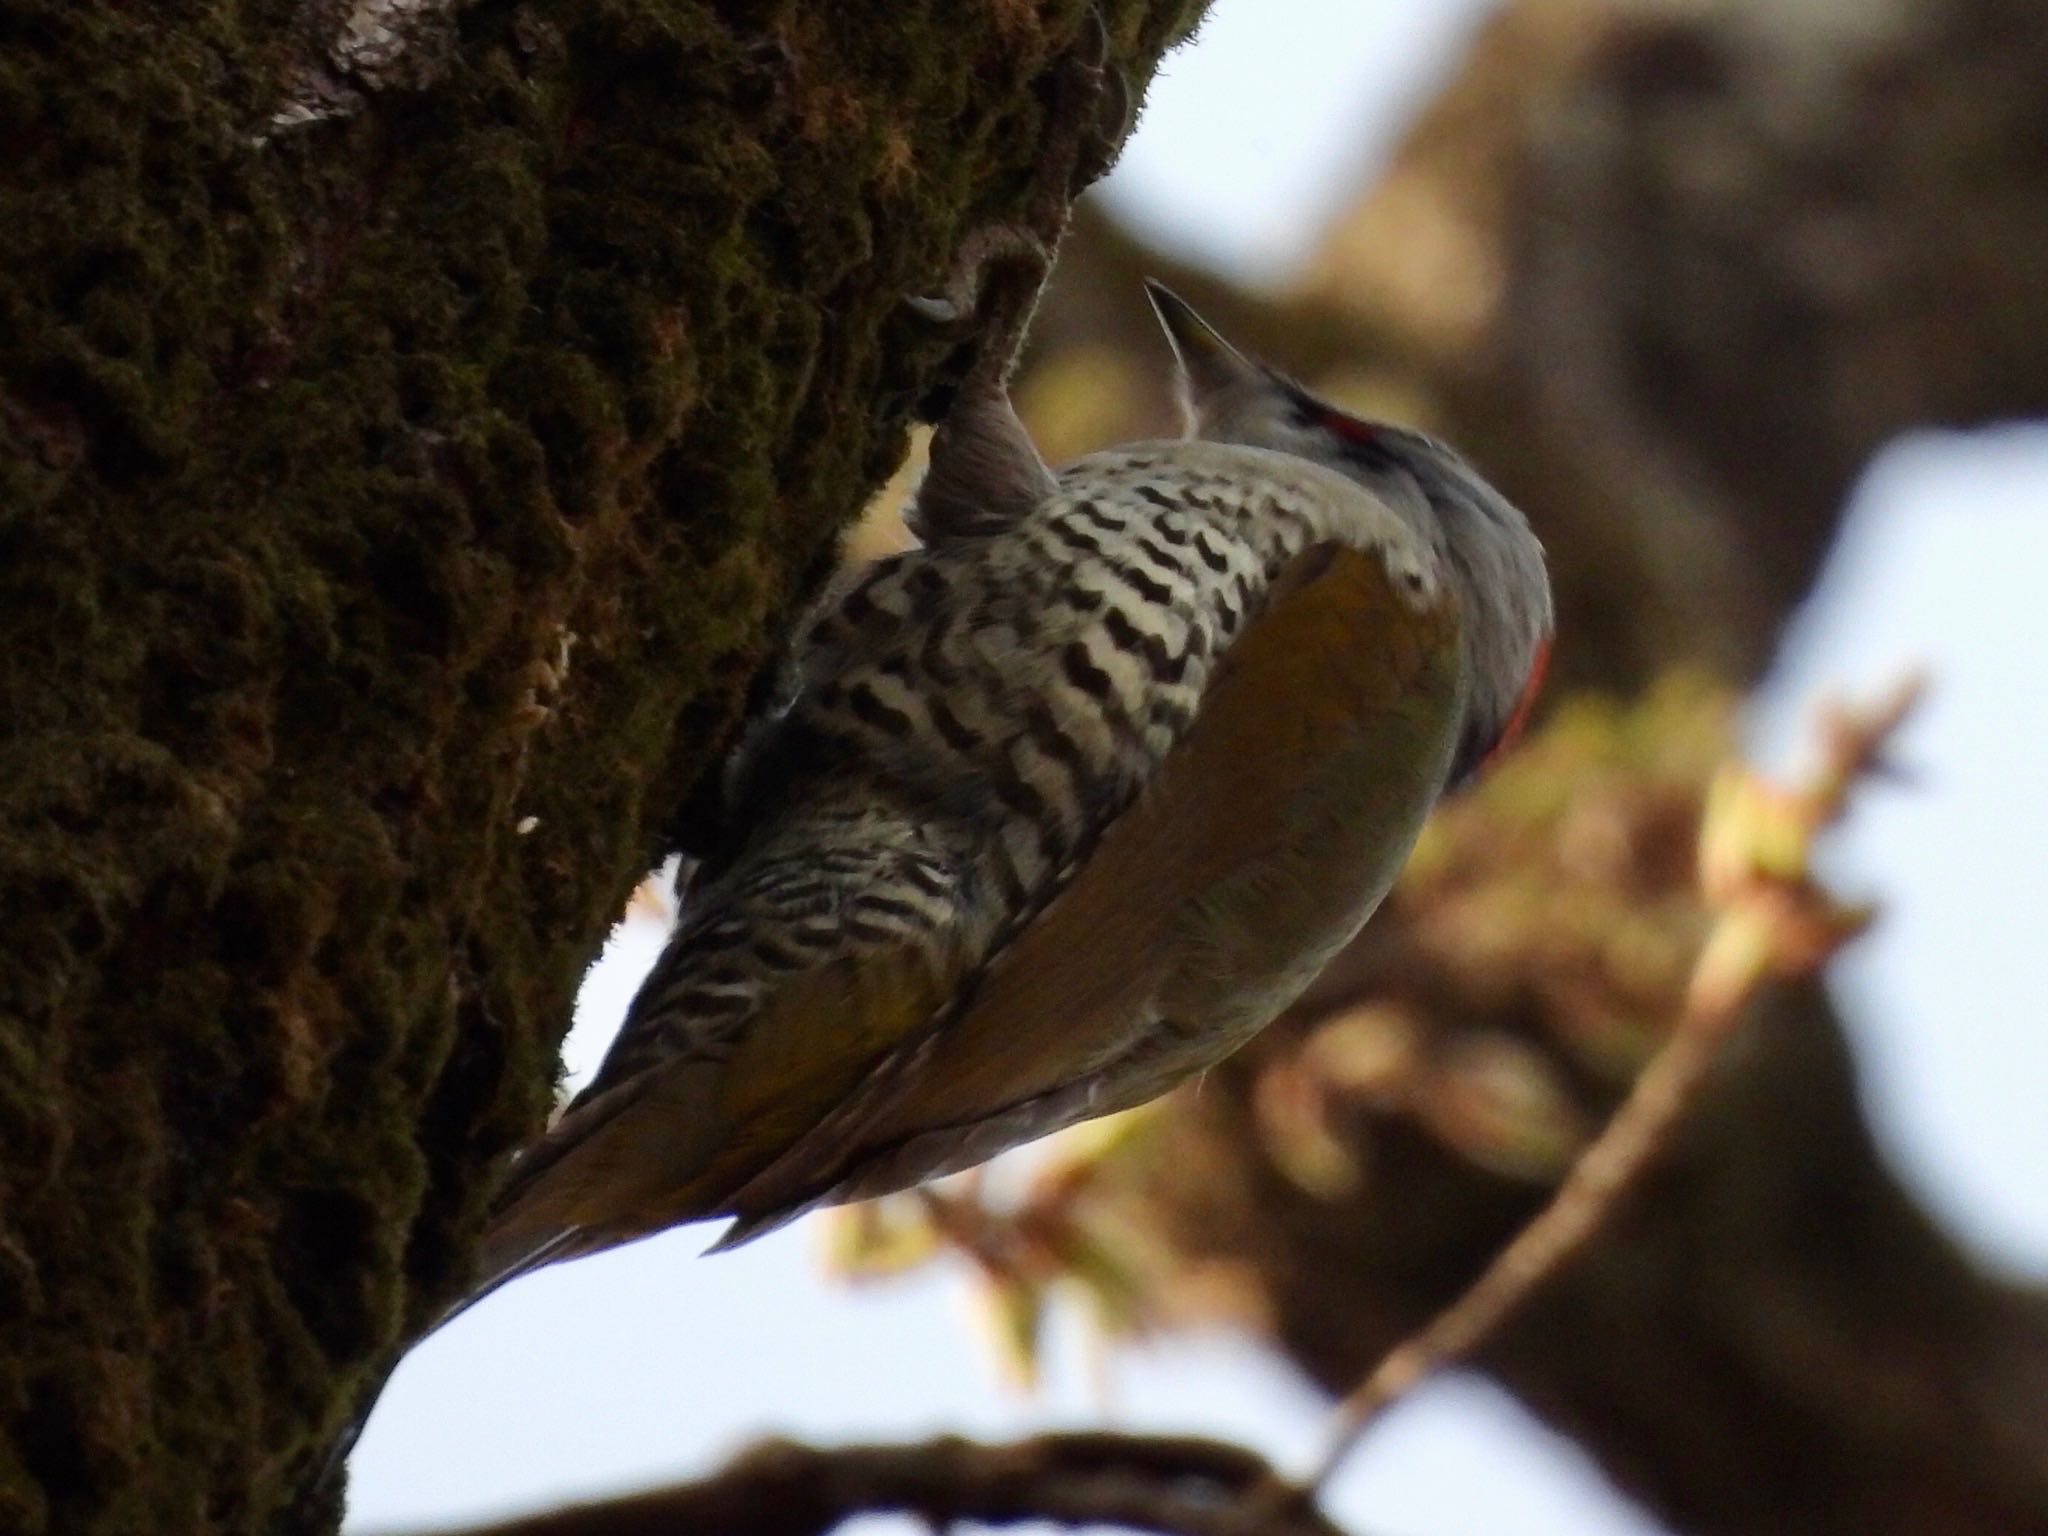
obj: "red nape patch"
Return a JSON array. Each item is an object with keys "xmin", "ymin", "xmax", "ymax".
[
  {"xmin": 1483, "ymin": 633, "xmax": 1554, "ymax": 771},
  {"xmin": 1315, "ymin": 407, "xmax": 1377, "ymax": 445}
]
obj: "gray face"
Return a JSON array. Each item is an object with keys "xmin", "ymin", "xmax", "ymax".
[
  {"xmin": 1288, "ymin": 413, "xmax": 1552, "ymax": 782},
  {"xmin": 1148, "ymin": 282, "xmax": 1553, "ymax": 784}
]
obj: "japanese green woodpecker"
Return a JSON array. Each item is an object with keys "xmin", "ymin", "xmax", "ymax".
[{"xmin": 464, "ymin": 282, "xmax": 1553, "ymax": 1309}]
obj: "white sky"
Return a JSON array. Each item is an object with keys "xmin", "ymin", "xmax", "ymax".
[{"xmin": 346, "ymin": 3, "xmax": 2048, "ymax": 1531}]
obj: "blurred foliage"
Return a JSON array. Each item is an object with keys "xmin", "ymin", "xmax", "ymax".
[{"xmin": 822, "ymin": 673, "xmax": 1904, "ymax": 1385}]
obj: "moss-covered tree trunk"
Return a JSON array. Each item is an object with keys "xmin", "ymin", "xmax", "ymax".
[{"xmin": 0, "ymin": 5, "xmax": 1203, "ymax": 1532}]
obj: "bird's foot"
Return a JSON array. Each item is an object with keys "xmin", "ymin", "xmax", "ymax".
[
  {"xmin": 1047, "ymin": 5, "xmax": 1135, "ymax": 201},
  {"xmin": 904, "ymin": 224, "xmax": 1054, "ymax": 330},
  {"xmin": 902, "ymin": 9, "xmax": 1132, "ymax": 411}
]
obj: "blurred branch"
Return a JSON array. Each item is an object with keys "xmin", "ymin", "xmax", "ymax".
[
  {"xmin": 1308, "ymin": 679, "xmax": 1923, "ymax": 1487},
  {"xmin": 403, "ymin": 1432, "xmax": 1351, "ymax": 1536}
]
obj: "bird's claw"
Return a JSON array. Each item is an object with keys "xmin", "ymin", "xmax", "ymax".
[
  {"xmin": 901, "ymin": 8, "xmax": 1130, "ymax": 414},
  {"xmin": 904, "ymin": 292, "xmax": 970, "ymax": 326},
  {"xmin": 902, "ymin": 223, "xmax": 1054, "ymax": 333},
  {"xmin": 1056, "ymin": 6, "xmax": 1133, "ymax": 195}
]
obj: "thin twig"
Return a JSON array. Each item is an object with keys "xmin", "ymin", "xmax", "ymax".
[{"xmin": 1303, "ymin": 677, "xmax": 1923, "ymax": 1491}]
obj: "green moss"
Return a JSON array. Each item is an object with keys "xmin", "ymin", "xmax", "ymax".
[{"xmin": 0, "ymin": 1, "xmax": 1209, "ymax": 1530}]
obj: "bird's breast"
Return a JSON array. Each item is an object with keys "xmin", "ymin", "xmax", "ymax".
[{"xmin": 786, "ymin": 442, "xmax": 1438, "ymax": 843}]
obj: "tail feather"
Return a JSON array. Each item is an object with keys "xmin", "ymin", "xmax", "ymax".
[
  {"xmin": 316, "ymin": 1220, "xmax": 588, "ymax": 1490},
  {"xmin": 438, "ymin": 817, "xmax": 975, "ymax": 1314},
  {"xmin": 433, "ymin": 1222, "xmax": 589, "ymax": 1335},
  {"xmin": 438, "ymin": 1065, "xmax": 707, "ymax": 1321},
  {"xmin": 702, "ymin": 1199, "xmax": 815, "ymax": 1255}
]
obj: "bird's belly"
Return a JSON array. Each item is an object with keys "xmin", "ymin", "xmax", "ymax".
[{"xmin": 1077, "ymin": 721, "xmax": 1452, "ymax": 1120}]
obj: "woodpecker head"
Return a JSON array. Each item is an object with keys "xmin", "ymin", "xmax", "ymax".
[{"xmin": 1144, "ymin": 280, "xmax": 1554, "ymax": 785}]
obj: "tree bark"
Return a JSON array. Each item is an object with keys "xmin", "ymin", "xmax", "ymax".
[
  {"xmin": 0, "ymin": 4, "xmax": 1204, "ymax": 1532},
  {"xmin": 1009, "ymin": 2, "xmax": 2048, "ymax": 1532}
]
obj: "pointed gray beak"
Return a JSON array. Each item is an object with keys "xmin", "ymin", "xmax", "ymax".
[
  {"xmin": 1144, "ymin": 280, "xmax": 1241, "ymax": 375},
  {"xmin": 1143, "ymin": 279, "xmax": 1270, "ymax": 436}
]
